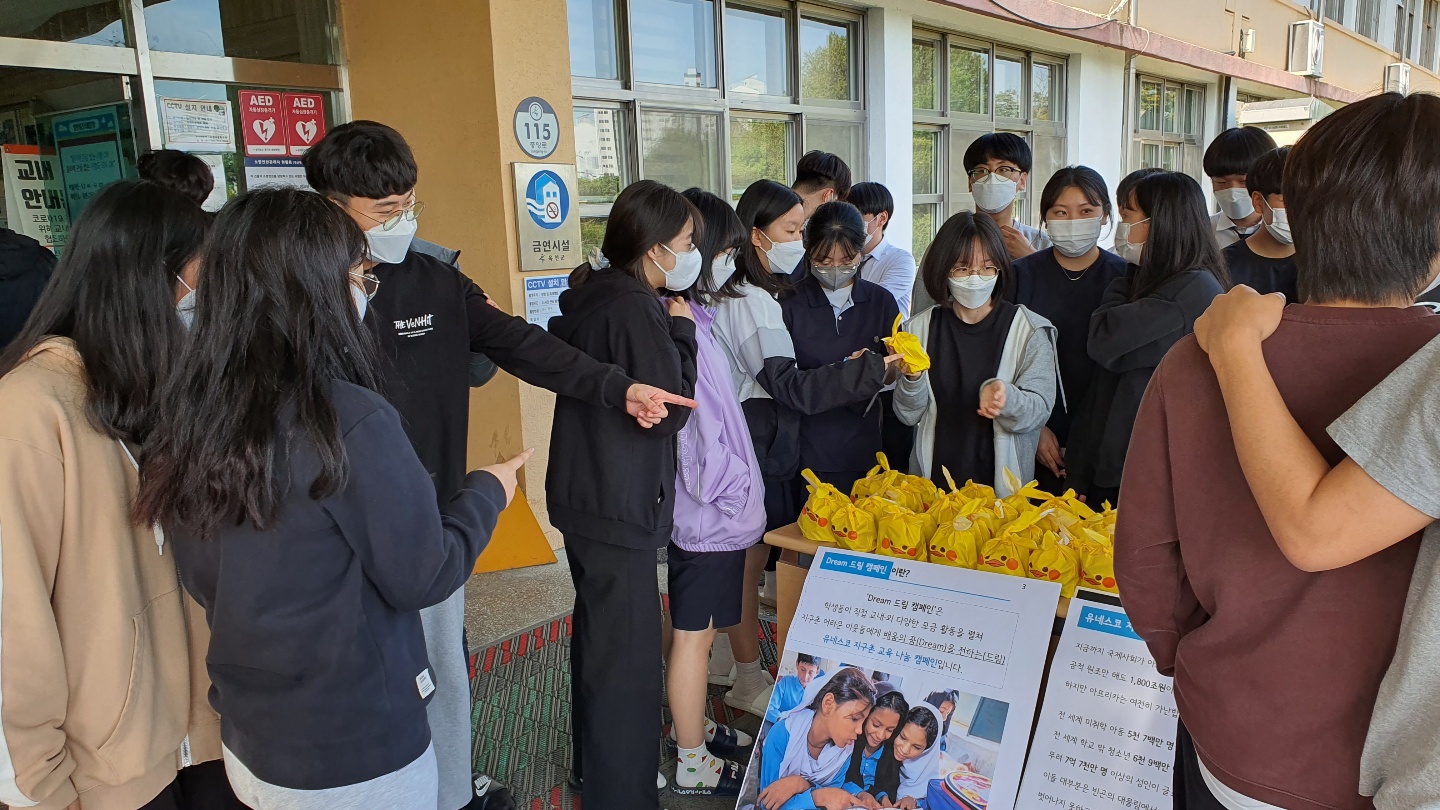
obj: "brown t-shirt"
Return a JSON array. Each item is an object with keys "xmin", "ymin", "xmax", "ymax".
[{"xmin": 1116, "ymin": 304, "xmax": 1438, "ymax": 810}]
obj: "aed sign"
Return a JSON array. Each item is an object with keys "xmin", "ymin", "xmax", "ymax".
[{"xmin": 513, "ymin": 96, "xmax": 560, "ymax": 160}]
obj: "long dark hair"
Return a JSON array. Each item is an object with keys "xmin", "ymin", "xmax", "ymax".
[
  {"xmin": 873, "ymin": 705, "xmax": 941, "ymax": 801},
  {"xmin": 1130, "ymin": 172, "xmax": 1229, "ymax": 300},
  {"xmin": 573, "ymin": 179, "xmax": 698, "ymax": 289},
  {"xmin": 846, "ymin": 690, "xmax": 909, "ymax": 788},
  {"xmin": 681, "ymin": 187, "xmax": 746, "ymax": 305},
  {"xmin": 0, "ymin": 180, "xmax": 209, "ymax": 443},
  {"xmin": 135, "ymin": 188, "xmax": 380, "ymax": 538},
  {"xmin": 732, "ymin": 179, "xmax": 803, "ymax": 297},
  {"xmin": 925, "ymin": 689, "xmax": 960, "ymax": 738},
  {"xmin": 804, "ymin": 201, "xmax": 867, "ymax": 264},
  {"xmin": 809, "ymin": 667, "xmax": 877, "ymax": 714},
  {"xmin": 918, "ymin": 212, "xmax": 1013, "ymax": 306}
]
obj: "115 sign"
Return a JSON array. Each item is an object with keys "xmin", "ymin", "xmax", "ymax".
[{"xmin": 513, "ymin": 96, "xmax": 560, "ymax": 160}]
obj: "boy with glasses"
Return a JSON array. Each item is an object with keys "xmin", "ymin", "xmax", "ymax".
[{"xmin": 962, "ymin": 133, "xmax": 1052, "ymax": 261}]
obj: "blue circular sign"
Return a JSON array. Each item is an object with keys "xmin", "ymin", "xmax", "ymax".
[{"xmin": 525, "ymin": 170, "xmax": 569, "ymax": 230}]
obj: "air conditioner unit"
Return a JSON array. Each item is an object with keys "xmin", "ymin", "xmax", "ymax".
[
  {"xmin": 1288, "ymin": 20, "xmax": 1325, "ymax": 77},
  {"xmin": 1240, "ymin": 28, "xmax": 1257, "ymax": 55},
  {"xmin": 1385, "ymin": 62, "xmax": 1411, "ymax": 94}
]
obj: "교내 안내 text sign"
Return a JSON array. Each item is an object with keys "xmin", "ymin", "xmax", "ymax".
[{"xmin": 513, "ymin": 162, "xmax": 581, "ymax": 271}]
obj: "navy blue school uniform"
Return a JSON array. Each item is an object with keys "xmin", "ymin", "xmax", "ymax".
[{"xmin": 781, "ymin": 274, "xmax": 900, "ymax": 494}]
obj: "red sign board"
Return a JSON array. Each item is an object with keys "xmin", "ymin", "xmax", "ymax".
[
  {"xmin": 238, "ymin": 91, "xmax": 285, "ymax": 157},
  {"xmin": 286, "ymin": 93, "xmax": 326, "ymax": 156}
]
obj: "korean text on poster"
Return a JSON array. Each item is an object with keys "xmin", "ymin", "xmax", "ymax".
[
  {"xmin": 513, "ymin": 163, "xmax": 581, "ymax": 271},
  {"xmin": 1016, "ymin": 591, "xmax": 1177, "ymax": 810},
  {"xmin": 161, "ymin": 98, "xmax": 235, "ymax": 151},
  {"xmin": 243, "ymin": 158, "xmax": 310, "ymax": 191},
  {"xmin": 286, "ymin": 93, "xmax": 327, "ymax": 156},
  {"xmin": 735, "ymin": 548, "xmax": 1061, "ymax": 810},
  {"xmin": 2, "ymin": 146, "xmax": 70, "ymax": 252},
  {"xmin": 238, "ymin": 91, "xmax": 285, "ymax": 157},
  {"xmin": 524, "ymin": 275, "xmax": 570, "ymax": 328},
  {"xmin": 52, "ymin": 107, "xmax": 125, "ymax": 217}
]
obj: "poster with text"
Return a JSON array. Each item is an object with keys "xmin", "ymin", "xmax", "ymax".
[
  {"xmin": 737, "ymin": 548, "xmax": 1060, "ymax": 810},
  {"xmin": 243, "ymin": 157, "xmax": 310, "ymax": 191},
  {"xmin": 238, "ymin": 91, "xmax": 286, "ymax": 157},
  {"xmin": 285, "ymin": 93, "xmax": 326, "ymax": 156},
  {"xmin": 523, "ymin": 275, "xmax": 569, "ymax": 328},
  {"xmin": 1016, "ymin": 591, "xmax": 1177, "ymax": 810},
  {"xmin": 2, "ymin": 146, "xmax": 69, "ymax": 252},
  {"xmin": 161, "ymin": 98, "xmax": 234, "ymax": 152},
  {"xmin": 52, "ymin": 107, "xmax": 124, "ymax": 217}
]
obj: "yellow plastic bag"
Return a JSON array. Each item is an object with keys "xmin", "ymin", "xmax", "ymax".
[
  {"xmin": 978, "ymin": 533, "xmax": 1031, "ymax": 577},
  {"xmin": 1028, "ymin": 532, "xmax": 1081, "ymax": 597},
  {"xmin": 882, "ymin": 313, "xmax": 930, "ymax": 376},
  {"xmin": 929, "ymin": 506, "xmax": 984, "ymax": 569},
  {"xmin": 852, "ymin": 453, "xmax": 905, "ymax": 501},
  {"xmin": 927, "ymin": 468, "xmax": 970, "ymax": 527},
  {"xmin": 1001, "ymin": 469, "xmax": 1053, "ymax": 509},
  {"xmin": 798, "ymin": 469, "xmax": 848, "ymax": 545},
  {"xmin": 829, "ymin": 500, "xmax": 878, "ymax": 552},
  {"xmin": 876, "ymin": 508, "xmax": 935, "ymax": 561},
  {"xmin": 1080, "ymin": 542, "xmax": 1119, "ymax": 594}
]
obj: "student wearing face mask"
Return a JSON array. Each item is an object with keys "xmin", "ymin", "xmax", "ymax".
[
  {"xmin": 1065, "ymin": 172, "xmax": 1227, "ymax": 507},
  {"xmin": 303, "ymin": 122, "xmax": 693, "ymax": 810},
  {"xmin": 709, "ymin": 180, "xmax": 895, "ymax": 718},
  {"xmin": 963, "ymin": 134, "xmax": 1052, "ymax": 261},
  {"xmin": 1204, "ymin": 126, "xmax": 1279, "ymax": 249},
  {"xmin": 848, "ymin": 182, "xmax": 917, "ymax": 318},
  {"xmin": 138, "ymin": 188, "xmax": 530, "ymax": 810},
  {"xmin": 1009, "ymin": 167, "xmax": 1127, "ymax": 492},
  {"xmin": 780, "ymin": 202, "xmax": 901, "ymax": 496},
  {"xmin": 546, "ymin": 180, "xmax": 699, "ymax": 810},
  {"xmin": 1110, "ymin": 168, "xmax": 1166, "ymax": 264},
  {"xmin": 893, "ymin": 212, "xmax": 1058, "ymax": 494},
  {"xmin": 1221, "ymin": 146, "xmax": 1297, "ymax": 302}
]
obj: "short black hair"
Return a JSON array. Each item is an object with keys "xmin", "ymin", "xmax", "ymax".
[
  {"xmin": 804, "ymin": 201, "xmax": 867, "ymax": 264},
  {"xmin": 136, "ymin": 150, "xmax": 215, "ymax": 207},
  {"xmin": 1246, "ymin": 146, "xmax": 1289, "ymax": 198},
  {"xmin": 963, "ymin": 133, "xmax": 1032, "ymax": 174},
  {"xmin": 847, "ymin": 182, "xmax": 895, "ymax": 227},
  {"xmin": 302, "ymin": 120, "xmax": 418, "ymax": 199},
  {"xmin": 796, "ymin": 653, "xmax": 818, "ymax": 666},
  {"xmin": 1038, "ymin": 166, "xmax": 1111, "ymax": 223},
  {"xmin": 1116, "ymin": 167, "xmax": 1166, "ymax": 210},
  {"xmin": 918, "ymin": 211, "xmax": 1013, "ymax": 305},
  {"xmin": 1286, "ymin": 93, "xmax": 1440, "ymax": 304},
  {"xmin": 793, "ymin": 151, "xmax": 852, "ymax": 199},
  {"xmin": 1202, "ymin": 126, "xmax": 1278, "ymax": 179}
]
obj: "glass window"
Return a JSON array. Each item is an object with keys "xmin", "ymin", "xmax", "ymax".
[
  {"xmin": 1138, "ymin": 80, "xmax": 1162, "ymax": 131},
  {"xmin": 1032, "ymin": 133, "xmax": 1064, "ymax": 220},
  {"xmin": 806, "ymin": 120, "xmax": 864, "ymax": 177},
  {"xmin": 631, "ymin": 0, "xmax": 717, "ymax": 87},
  {"xmin": 1184, "ymin": 87, "xmax": 1204, "ymax": 136},
  {"xmin": 0, "ymin": 0, "xmax": 126, "ymax": 45},
  {"xmin": 947, "ymin": 127, "xmax": 991, "ymax": 215},
  {"xmin": 913, "ymin": 40, "xmax": 939, "ymax": 110},
  {"xmin": 569, "ymin": 0, "xmax": 621, "ymax": 80},
  {"xmin": 949, "ymin": 44, "xmax": 989, "ymax": 116},
  {"xmin": 1163, "ymin": 143, "xmax": 1180, "ymax": 171},
  {"xmin": 144, "ymin": 0, "xmax": 338, "ymax": 63},
  {"xmin": 994, "ymin": 55, "xmax": 1024, "ymax": 119},
  {"xmin": 574, "ymin": 106, "xmax": 627, "ymax": 205},
  {"xmin": 581, "ymin": 216, "xmax": 609, "ymax": 266},
  {"xmin": 1032, "ymin": 62, "xmax": 1055, "ymax": 122},
  {"xmin": 1162, "ymin": 85, "xmax": 1180, "ymax": 134},
  {"xmin": 800, "ymin": 17, "xmax": 855, "ymax": 101},
  {"xmin": 913, "ymin": 129, "xmax": 940, "ymax": 195},
  {"xmin": 639, "ymin": 109, "xmax": 721, "ymax": 194},
  {"xmin": 1140, "ymin": 141, "xmax": 1162, "ymax": 169},
  {"xmin": 725, "ymin": 5, "xmax": 790, "ymax": 96},
  {"xmin": 913, "ymin": 203, "xmax": 939, "ymax": 258},
  {"xmin": 730, "ymin": 116, "xmax": 790, "ymax": 200}
]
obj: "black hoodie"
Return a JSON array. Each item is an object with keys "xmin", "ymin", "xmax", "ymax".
[
  {"xmin": 0, "ymin": 228, "xmax": 56, "ymax": 350},
  {"xmin": 545, "ymin": 266, "xmax": 698, "ymax": 549}
]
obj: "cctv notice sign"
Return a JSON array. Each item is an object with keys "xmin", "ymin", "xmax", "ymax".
[{"xmin": 513, "ymin": 162, "xmax": 581, "ymax": 271}]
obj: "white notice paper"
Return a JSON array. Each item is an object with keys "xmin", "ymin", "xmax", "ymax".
[{"xmin": 1016, "ymin": 590, "xmax": 1177, "ymax": 810}]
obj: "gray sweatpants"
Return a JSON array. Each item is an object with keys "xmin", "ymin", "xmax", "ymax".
[{"xmin": 421, "ymin": 585, "xmax": 473, "ymax": 810}]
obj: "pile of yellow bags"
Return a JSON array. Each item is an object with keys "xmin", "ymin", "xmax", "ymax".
[{"xmin": 796, "ymin": 456, "xmax": 1120, "ymax": 596}]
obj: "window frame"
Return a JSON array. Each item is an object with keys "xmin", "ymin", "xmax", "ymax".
[{"xmin": 1133, "ymin": 75, "xmax": 1206, "ymax": 181}]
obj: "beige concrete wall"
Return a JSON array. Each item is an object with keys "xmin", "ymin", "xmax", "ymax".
[{"xmin": 337, "ymin": 0, "xmax": 570, "ymax": 538}]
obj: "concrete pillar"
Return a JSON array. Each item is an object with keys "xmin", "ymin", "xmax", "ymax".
[{"xmin": 866, "ymin": 5, "xmax": 914, "ymax": 254}]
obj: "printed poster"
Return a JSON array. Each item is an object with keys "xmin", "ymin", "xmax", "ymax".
[
  {"xmin": 285, "ymin": 93, "xmax": 326, "ymax": 156},
  {"xmin": 238, "ymin": 90, "xmax": 286, "ymax": 157},
  {"xmin": 161, "ymin": 98, "xmax": 235, "ymax": 151},
  {"xmin": 1016, "ymin": 591, "xmax": 1178, "ymax": 810},
  {"xmin": 243, "ymin": 157, "xmax": 309, "ymax": 191},
  {"xmin": 2, "ymin": 145, "xmax": 69, "ymax": 252},
  {"xmin": 523, "ymin": 274, "xmax": 569, "ymax": 328},
  {"xmin": 52, "ymin": 107, "xmax": 124, "ymax": 217},
  {"xmin": 737, "ymin": 548, "xmax": 1061, "ymax": 810}
]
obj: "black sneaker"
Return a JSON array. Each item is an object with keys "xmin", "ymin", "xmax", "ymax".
[
  {"xmin": 670, "ymin": 758, "xmax": 745, "ymax": 797},
  {"xmin": 466, "ymin": 774, "xmax": 516, "ymax": 810}
]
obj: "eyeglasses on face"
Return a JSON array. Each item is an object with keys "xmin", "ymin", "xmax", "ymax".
[
  {"xmin": 949, "ymin": 264, "xmax": 999, "ymax": 278},
  {"xmin": 967, "ymin": 166, "xmax": 1023, "ymax": 182},
  {"xmin": 350, "ymin": 199, "xmax": 425, "ymax": 231}
]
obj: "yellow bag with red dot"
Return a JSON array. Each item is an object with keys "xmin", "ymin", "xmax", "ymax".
[
  {"xmin": 876, "ymin": 506, "xmax": 935, "ymax": 562},
  {"xmin": 1027, "ymin": 531, "xmax": 1081, "ymax": 597},
  {"xmin": 797, "ymin": 469, "xmax": 848, "ymax": 546},
  {"xmin": 928, "ymin": 501, "xmax": 986, "ymax": 569},
  {"xmin": 829, "ymin": 499, "xmax": 879, "ymax": 553}
]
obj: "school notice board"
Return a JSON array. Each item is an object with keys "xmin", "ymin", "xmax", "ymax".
[
  {"xmin": 736, "ymin": 547, "xmax": 1061, "ymax": 810},
  {"xmin": 1016, "ymin": 591, "xmax": 1178, "ymax": 810}
]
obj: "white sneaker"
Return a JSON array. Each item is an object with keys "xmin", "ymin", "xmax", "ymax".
[
  {"xmin": 658, "ymin": 771, "xmax": 669, "ymax": 791},
  {"xmin": 708, "ymin": 634, "xmax": 737, "ymax": 686},
  {"xmin": 760, "ymin": 571, "xmax": 777, "ymax": 607},
  {"xmin": 724, "ymin": 670, "xmax": 775, "ymax": 718}
]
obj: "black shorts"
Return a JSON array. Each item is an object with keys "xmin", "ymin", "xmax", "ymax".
[{"xmin": 667, "ymin": 543, "xmax": 747, "ymax": 631}]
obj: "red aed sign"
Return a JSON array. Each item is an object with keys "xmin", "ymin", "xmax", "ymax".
[
  {"xmin": 238, "ymin": 91, "xmax": 285, "ymax": 157},
  {"xmin": 285, "ymin": 93, "xmax": 326, "ymax": 156}
]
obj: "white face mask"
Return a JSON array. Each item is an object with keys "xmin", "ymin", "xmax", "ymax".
[
  {"xmin": 657, "ymin": 243, "xmax": 703, "ymax": 292},
  {"xmin": 1262, "ymin": 199, "xmax": 1292, "ymax": 246},
  {"xmin": 947, "ymin": 274, "xmax": 998, "ymax": 309},
  {"xmin": 176, "ymin": 275, "xmax": 196, "ymax": 330},
  {"xmin": 351, "ymin": 283, "xmax": 369, "ymax": 320},
  {"xmin": 1047, "ymin": 217, "xmax": 1105, "ymax": 258},
  {"xmin": 1214, "ymin": 187, "xmax": 1255, "ymax": 222},
  {"xmin": 971, "ymin": 173, "xmax": 1019, "ymax": 214},
  {"xmin": 864, "ymin": 215, "xmax": 884, "ymax": 245},
  {"xmin": 1114, "ymin": 219, "xmax": 1149, "ymax": 264},
  {"xmin": 364, "ymin": 214, "xmax": 418, "ymax": 265},
  {"xmin": 711, "ymin": 251, "xmax": 738, "ymax": 288},
  {"xmin": 759, "ymin": 230, "xmax": 806, "ymax": 275}
]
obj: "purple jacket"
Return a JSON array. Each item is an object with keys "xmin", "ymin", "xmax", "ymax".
[{"xmin": 672, "ymin": 305, "xmax": 766, "ymax": 552}]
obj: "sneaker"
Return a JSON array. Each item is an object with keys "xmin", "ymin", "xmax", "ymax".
[
  {"xmin": 467, "ymin": 774, "xmax": 516, "ymax": 810},
  {"xmin": 724, "ymin": 672, "xmax": 775, "ymax": 718},
  {"xmin": 670, "ymin": 757, "xmax": 745, "ymax": 797},
  {"xmin": 708, "ymin": 634, "xmax": 737, "ymax": 686},
  {"xmin": 760, "ymin": 570, "xmax": 777, "ymax": 607}
]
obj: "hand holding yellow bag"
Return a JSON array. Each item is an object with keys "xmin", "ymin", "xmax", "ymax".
[
  {"xmin": 883, "ymin": 313, "xmax": 930, "ymax": 376},
  {"xmin": 798, "ymin": 469, "xmax": 848, "ymax": 546}
]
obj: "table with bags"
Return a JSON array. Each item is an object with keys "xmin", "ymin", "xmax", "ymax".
[{"xmin": 765, "ymin": 454, "xmax": 1119, "ymax": 648}]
